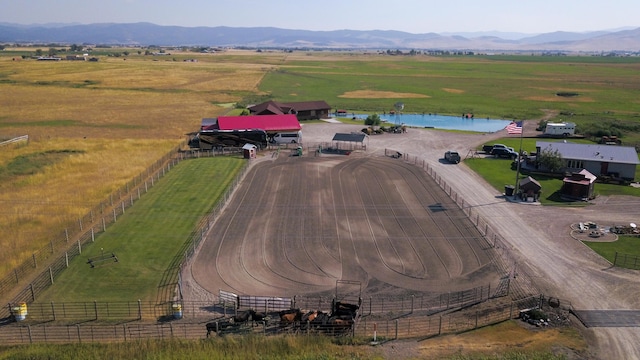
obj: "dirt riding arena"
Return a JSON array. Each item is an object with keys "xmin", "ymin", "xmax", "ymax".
[{"xmin": 189, "ymin": 155, "xmax": 502, "ymax": 300}]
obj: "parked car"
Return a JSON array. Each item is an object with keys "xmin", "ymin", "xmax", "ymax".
[
  {"xmin": 492, "ymin": 147, "xmax": 518, "ymax": 159},
  {"xmin": 444, "ymin": 151, "xmax": 461, "ymax": 164}
]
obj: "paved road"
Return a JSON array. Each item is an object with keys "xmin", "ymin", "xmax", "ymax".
[{"xmin": 185, "ymin": 121, "xmax": 640, "ymax": 358}]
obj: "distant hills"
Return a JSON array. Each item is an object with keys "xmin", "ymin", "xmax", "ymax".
[{"xmin": 1, "ymin": 22, "xmax": 639, "ymax": 52}]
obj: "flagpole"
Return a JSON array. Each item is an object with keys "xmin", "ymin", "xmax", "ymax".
[{"xmin": 514, "ymin": 120, "xmax": 524, "ymax": 199}]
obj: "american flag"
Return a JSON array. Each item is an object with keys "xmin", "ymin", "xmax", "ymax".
[{"xmin": 505, "ymin": 121, "xmax": 523, "ymax": 135}]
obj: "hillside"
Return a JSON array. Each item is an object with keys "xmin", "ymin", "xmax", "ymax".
[{"xmin": 1, "ymin": 22, "xmax": 639, "ymax": 52}]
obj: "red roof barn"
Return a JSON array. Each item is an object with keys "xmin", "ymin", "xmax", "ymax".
[{"xmin": 202, "ymin": 114, "xmax": 301, "ymax": 132}]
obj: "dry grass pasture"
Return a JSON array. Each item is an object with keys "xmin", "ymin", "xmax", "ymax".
[{"xmin": 0, "ymin": 51, "xmax": 272, "ymax": 276}]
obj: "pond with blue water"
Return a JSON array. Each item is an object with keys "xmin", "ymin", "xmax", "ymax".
[{"xmin": 346, "ymin": 113, "xmax": 512, "ymax": 133}]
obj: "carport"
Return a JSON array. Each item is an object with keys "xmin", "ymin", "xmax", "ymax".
[{"xmin": 330, "ymin": 133, "xmax": 368, "ymax": 151}]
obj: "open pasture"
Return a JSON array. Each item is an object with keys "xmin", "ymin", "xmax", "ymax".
[
  {"xmin": 261, "ymin": 53, "xmax": 640, "ymax": 135},
  {"xmin": 0, "ymin": 53, "xmax": 269, "ymax": 279}
]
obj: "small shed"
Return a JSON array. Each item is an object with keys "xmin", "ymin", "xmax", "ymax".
[
  {"xmin": 242, "ymin": 143, "xmax": 257, "ymax": 159},
  {"xmin": 518, "ymin": 176, "xmax": 542, "ymax": 201},
  {"xmin": 561, "ymin": 169, "xmax": 596, "ymax": 200}
]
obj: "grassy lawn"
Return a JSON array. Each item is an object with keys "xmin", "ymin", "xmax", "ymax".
[
  {"xmin": 584, "ymin": 235, "xmax": 640, "ymax": 268},
  {"xmin": 36, "ymin": 157, "xmax": 245, "ymax": 303}
]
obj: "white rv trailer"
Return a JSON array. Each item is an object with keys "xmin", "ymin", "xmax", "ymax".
[{"xmin": 544, "ymin": 122, "xmax": 576, "ymax": 137}]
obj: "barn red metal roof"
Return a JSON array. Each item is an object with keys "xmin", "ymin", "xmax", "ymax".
[{"xmin": 216, "ymin": 114, "xmax": 301, "ymax": 132}]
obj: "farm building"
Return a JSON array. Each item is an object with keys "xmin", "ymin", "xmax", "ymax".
[
  {"xmin": 535, "ymin": 141, "xmax": 640, "ymax": 181},
  {"xmin": 248, "ymin": 100, "xmax": 331, "ymax": 120},
  {"xmin": 194, "ymin": 114, "xmax": 302, "ymax": 150},
  {"xmin": 518, "ymin": 176, "xmax": 542, "ymax": 201},
  {"xmin": 202, "ymin": 114, "xmax": 301, "ymax": 133},
  {"xmin": 561, "ymin": 169, "xmax": 596, "ymax": 200}
]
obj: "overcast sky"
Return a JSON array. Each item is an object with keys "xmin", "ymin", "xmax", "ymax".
[{"xmin": 1, "ymin": 0, "xmax": 637, "ymax": 34}]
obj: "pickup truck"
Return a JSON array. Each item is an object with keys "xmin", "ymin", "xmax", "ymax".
[
  {"xmin": 444, "ymin": 151, "xmax": 461, "ymax": 164},
  {"xmin": 492, "ymin": 147, "xmax": 518, "ymax": 159},
  {"xmin": 482, "ymin": 143, "xmax": 508, "ymax": 154}
]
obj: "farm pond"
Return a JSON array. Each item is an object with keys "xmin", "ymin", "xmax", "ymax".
[{"xmin": 345, "ymin": 113, "xmax": 513, "ymax": 132}]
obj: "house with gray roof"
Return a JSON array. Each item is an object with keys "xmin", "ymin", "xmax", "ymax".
[{"xmin": 535, "ymin": 141, "xmax": 639, "ymax": 181}]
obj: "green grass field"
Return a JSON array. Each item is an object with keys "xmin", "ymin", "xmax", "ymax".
[
  {"xmin": 36, "ymin": 157, "xmax": 245, "ymax": 303},
  {"xmin": 260, "ymin": 54, "xmax": 640, "ymax": 143},
  {"xmin": 584, "ymin": 235, "xmax": 640, "ymax": 267}
]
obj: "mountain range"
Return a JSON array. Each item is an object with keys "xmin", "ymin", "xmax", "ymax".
[{"xmin": 1, "ymin": 22, "xmax": 639, "ymax": 52}]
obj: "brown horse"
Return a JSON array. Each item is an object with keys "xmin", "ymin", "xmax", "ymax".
[
  {"xmin": 279, "ymin": 308, "xmax": 302, "ymax": 327},
  {"xmin": 326, "ymin": 315, "xmax": 354, "ymax": 335}
]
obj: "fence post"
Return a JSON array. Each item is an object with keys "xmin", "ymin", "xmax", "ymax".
[
  {"xmin": 32, "ymin": 253, "xmax": 37, "ymax": 268},
  {"xmin": 78, "ymin": 239, "xmax": 82, "ymax": 254},
  {"xmin": 77, "ymin": 324, "xmax": 81, "ymax": 343},
  {"xmin": 411, "ymin": 295, "xmax": 414, "ymax": 313},
  {"xmin": 613, "ymin": 252, "xmax": 618, "ymax": 266},
  {"xmin": 94, "ymin": 300, "xmax": 98, "ymax": 320},
  {"xmin": 49, "ymin": 267, "xmax": 54, "ymax": 285},
  {"xmin": 91, "ymin": 228, "xmax": 95, "ymax": 242},
  {"xmin": 395, "ymin": 319, "xmax": 398, "ymax": 339},
  {"xmin": 51, "ymin": 302, "xmax": 56, "ymax": 321},
  {"xmin": 138, "ymin": 299, "xmax": 142, "ymax": 320},
  {"xmin": 65, "ymin": 252, "xmax": 69, "ymax": 268}
]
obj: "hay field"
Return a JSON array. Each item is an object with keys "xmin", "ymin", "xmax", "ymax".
[{"xmin": 0, "ymin": 52, "xmax": 273, "ymax": 277}]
